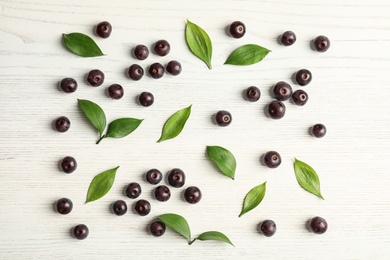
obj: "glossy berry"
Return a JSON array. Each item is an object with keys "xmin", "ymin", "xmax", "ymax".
[
  {"xmin": 138, "ymin": 92, "xmax": 154, "ymax": 107},
  {"xmin": 112, "ymin": 200, "xmax": 127, "ymax": 216},
  {"xmin": 149, "ymin": 220, "xmax": 166, "ymax": 237},
  {"xmin": 166, "ymin": 60, "xmax": 182, "ymax": 76},
  {"xmin": 184, "ymin": 186, "xmax": 202, "ymax": 204},
  {"xmin": 167, "ymin": 168, "xmax": 186, "ymax": 188},
  {"xmin": 107, "ymin": 84, "xmax": 124, "ymax": 100},
  {"xmin": 292, "ymin": 89, "xmax": 309, "ymax": 106},
  {"xmin": 134, "ymin": 44, "xmax": 149, "ymax": 60},
  {"xmin": 72, "ymin": 224, "xmax": 89, "ymax": 240},
  {"xmin": 308, "ymin": 216, "xmax": 328, "ymax": 234},
  {"xmin": 145, "ymin": 168, "xmax": 162, "ymax": 185},
  {"xmin": 310, "ymin": 123, "xmax": 327, "ymax": 138},
  {"xmin": 95, "ymin": 21, "xmax": 112, "ymax": 38},
  {"xmin": 59, "ymin": 77, "xmax": 77, "ymax": 93},
  {"xmin": 125, "ymin": 182, "xmax": 142, "ymax": 199},
  {"xmin": 312, "ymin": 35, "xmax": 330, "ymax": 52},
  {"xmin": 258, "ymin": 220, "xmax": 277, "ymax": 237},
  {"xmin": 153, "ymin": 40, "xmax": 170, "ymax": 56},
  {"xmin": 262, "ymin": 151, "xmax": 282, "ymax": 168},
  {"xmin": 134, "ymin": 199, "xmax": 151, "ymax": 216},
  {"xmin": 86, "ymin": 69, "xmax": 105, "ymax": 87},
  {"xmin": 273, "ymin": 81, "xmax": 292, "ymax": 101},
  {"xmin": 295, "ymin": 69, "xmax": 312, "ymax": 86},
  {"xmin": 154, "ymin": 185, "xmax": 171, "ymax": 202},
  {"xmin": 55, "ymin": 198, "xmax": 73, "ymax": 215},
  {"xmin": 244, "ymin": 86, "xmax": 261, "ymax": 102},
  {"xmin": 279, "ymin": 31, "xmax": 296, "ymax": 46},
  {"xmin": 215, "ymin": 110, "xmax": 232, "ymax": 126},
  {"xmin": 128, "ymin": 64, "xmax": 144, "ymax": 81},
  {"xmin": 267, "ymin": 100, "xmax": 286, "ymax": 119},
  {"xmin": 229, "ymin": 21, "xmax": 246, "ymax": 38},
  {"xmin": 53, "ymin": 116, "xmax": 70, "ymax": 133},
  {"xmin": 148, "ymin": 63, "xmax": 164, "ymax": 79},
  {"xmin": 59, "ymin": 156, "xmax": 77, "ymax": 174}
]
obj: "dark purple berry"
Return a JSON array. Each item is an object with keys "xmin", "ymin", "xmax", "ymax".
[
  {"xmin": 267, "ymin": 100, "xmax": 286, "ymax": 119},
  {"xmin": 112, "ymin": 200, "xmax": 127, "ymax": 216},
  {"xmin": 55, "ymin": 198, "xmax": 73, "ymax": 215},
  {"xmin": 125, "ymin": 182, "xmax": 142, "ymax": 199},
  {"xmin": 292, "ymin": 89, "xmax": 308, "ymax": 106},
  {"xmin": 295, "ymin": 69, "xmax": 312, "ymax": 86},
  {"xmin": 215, "ymin": 110, "xmax": 232, "ymax": 126},
  {"xmin": 148, "ymin": 63, "xmax": 164, "ymax": 79},
  {"xmin": 154, "ymin": 185, "xmax": 171, "ymax": 202},
  {"xmin": 244, "ymin": 86, "xmax": 261, "ymax": 102},
  {"xmin": 128, "ymin": 64, "xmax": 144, "ymax": 81},
  {"xmin": 86, "ymin": 69, "xmax": 104, "ymax": 87},
  {"xmin": 273, "ymin": 81, "xmax": 292, "ymax": 101},
  {"xmin": 279, "ymin": 31, "xmax": 296, "ymax": 46},
  {"xmin": 153, "ymin": 40, "xmax": 170, "ymax": 56},
  {"xmin": 166, "ymin": 60, "xmax": 182, "ymax": 76},
  {"xmin": 149, "ymin": 220, "xmax": 166, "ymax": 237},
  {"xmin": 95, "ymin": 21, "xmax": 112, "ymax": 38},
  {"xmin": 134, "ymin": 199, "xmax": 151, "ymax": 216},
  {"xmin": 134, "ymin": 44, "xmax": 149, "ymax": 60},
  {"xmin": 229, "ymin": 21, "xmax": 246, "ymax": 38},
  {"xmin": 53, "ymin": 116, "xmax": 70, "ymax": 133},
  {"xmin": 167, "ymin": 168, "xmax": 185, "ymax": 188},
  {"xmin": 262, "ymin": 151, "xmax": 282, "ymax": 168},
  {"xmin": 59, "ymin": 77, "xmax": 77, "ymax": 93},
  {"xmin": 184, "ymin": 186, "xmax": 202, "ymax": 204},
  {"xmin": 138, "ymin": 92, "xmax": 154, "ymax": 107},
  {"xmin": 145, "ymin": 169, "xmax": 162, "ymax": 185},
  {"xmin": 312, "ymin": 35, "xmax": 330, "ymax": 52},
  {"xmin": 310, "ymin": 123, "xmax": 327, "ymax": 138},
  {"xmin": 308, "ymin": 216, "xmax": 328, "ymax": 234},
  {"xmin": 107, "ymin": 84, "xmax": 124, "ymax": 100},
  {"xmin": 258, "ymin": 220, "xmax": 277, "ymax": 237},
  {"xmin": 59, "ymin": 156, "xmax": 77, "ymax": 174},
  {"xmin": 72, "ymin": 224, "xmax": 89, "ymax": 240}
]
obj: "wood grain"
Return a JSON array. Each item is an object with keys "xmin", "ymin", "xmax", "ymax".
[{"xmin": 1, "ymin": 0, "xmax": 390, "ymax": 259}]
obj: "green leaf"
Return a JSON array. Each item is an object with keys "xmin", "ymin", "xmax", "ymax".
[
  {"xmin": 78, "ymin": 99, "xmax": 106, "ymax": 138},
  {"xmin": 224, "ymin": 44, "xmax": 270, "ymax": 66},
  {"xmin": 192, "ymin": 231, "xmax": 234, "ymax": 246},
  {"xmin": 185, "ymin": 20, "xmax": 213, "ymax": 69},
  {"xmin": 97, "ymin": 118, "xmax": 143, "ymax": 144},
  {"xmin": 206, "ymin": 146, "xmax": 236, "ymax": 179},
  {"xmin": 239, "ymin": 182, "xmax": 267, "ymax": 217},
  {"xmin": 86, "ymin": 166, "xmax": 119, "ymax": 203},
  {"xmin": 294, "ymin": 158, "xmax": 324, "ymax": 199},
  {"xmin": 157, "ymin": 105, "xmax": 192, "ymax": 142},
  {"xmin": 158, "ymin": 213, "xmax": 191, "ymax": 243},
  {"xmin": 62, "ymin": 33, "xmax": 104, "ymax": 57}
]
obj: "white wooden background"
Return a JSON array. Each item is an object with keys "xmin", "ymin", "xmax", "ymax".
[{"xmin": 1, "ymin": 0, "xmax": 389, "ymax": 259}]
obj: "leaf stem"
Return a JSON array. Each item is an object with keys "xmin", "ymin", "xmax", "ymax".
[
  {"xmin": 189, "ymin": 238, "xmax": 197, "ymax": 245},
  {"xmin": 96, "ymin": 135, "xmax": 105, "ymax": 144}
]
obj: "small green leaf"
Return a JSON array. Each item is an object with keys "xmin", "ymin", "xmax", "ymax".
[
  {"xmin": 86, "ymin": 166, "xmax": 119, "ymax": 203},
  {"xmin": 206, "ymin": 146, "xmax": 236, "ymax": 179},
  {"xmin": 239, "ymin": 182, "xmax": 267, "ymax": 217},
  {"xmin": 157, "ymin": 105, "xmax": 192, "ymax": 142},
  {"xmin": 78, "ymin": 99, "xmax": 106, "ymax": 138},
  {"xmin": 192, "ymin": 231, "xmax": 234, "ymax": 246},
  {"xmin": 158, "ymin": 213, "xmax": 191, "ymax": 243},
  {"xmin": 224, "ymin": 44, "xmax": 270, "ymax": 66},
  {"xmin": 62, "ymin": 33, "xmax": 104, "ymax": 57},
  {"xmin": 97, "ymin": 118, "xmax": 143, "ymax": 144},
  {"xmin": 185, "ymin": 20, "xmax": 212, "ymax": 69},
  {"xmin": 294, "ymin": 158, "xmax": 324, "ymax": 199}
]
